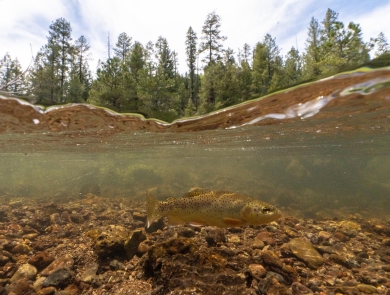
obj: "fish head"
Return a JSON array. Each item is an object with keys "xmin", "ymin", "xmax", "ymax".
[{"xmin": 240, "ymin": 200, "xmax": 282, "ymax": 225}]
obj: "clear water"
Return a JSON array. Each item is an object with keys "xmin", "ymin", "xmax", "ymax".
[{"xmin": 1, "ymin": 67, "xmax": 390, "ymax": 220}]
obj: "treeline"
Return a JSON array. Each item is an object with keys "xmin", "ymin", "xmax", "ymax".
[{"xmin": 1, "ymin": 9, "xmax": 389, "ymax": 121}]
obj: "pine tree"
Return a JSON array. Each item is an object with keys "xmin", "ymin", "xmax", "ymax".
[
  {"xmin": 319, "ymin": 9, "xmax": 370, "ymax": 74},
  {"xmin": 185, "ymin": 97, "xmax": 196, "ymax": 116},
  {"xmin": 185, "ymin": 26, "xmax": 198, "ymax": 107},
  {"xmin": 303, "ymin": 17, "xmax": 321, "ymax": 79},
  {"xmin": 30, "ymin": 45, "xmax": 59, "ymax": 103},
  {"xmin": 134, "ymin": 38, "xmax": 179, "ymax": 115},
  {"xmin": 74, "ymin": 35, "xmax": 92, "ymax": 101},
  {"xmin": 172, "ymin": 51, "xmax": 179, "ymax": 77},
  {"xmin": 237, "ymin": 61, "xmax": 252, "ymax": 101},
  {"xmin": 319, "ymin": 9, "xmax": 347, "ymax": 74},
  {"xmin": 223, "ymin": 48, "xmax": 235, "ymax": 65},
  {"xmin": 155, "ymin": 36, "xmax": 175, "ymax": 79},
  {"xmin": 199, "ymin": 60, "xmax": 240, "ymax": 113},
  {"xmin": 199, "ymin": 11, "xmax": 227, "ymax": 65},
  {"xmin": 283, "ymin": 47, "xmax": 302, "ymax": 86},
  {"xmin": 74, "ymin": 36, "xmax": 90, "ymax": 82},
  {"xmin": 128, "ymin": 41, "xmax": 145, "ymax": 82},
  {"xmin": 252, "ymin": 34, "xmax": 280, "ymax": 95},
  {"xmin": 371, "ymin": 32, "xmax": 389, "ymax": 57},
  {"xmin": 0, "ymin": 53, "xmax": 26, "ymax": 93},
  {"xmin": 113, "ymin": 32, "xmax": 132, "ymax": 61},
  {"xmin": 268, "ymin": 55, "xmax": 284, "ymax": 92},
  {"xmin": 48, "ymin": 17, "xmax": 73, "ymax": 102},
  {"xmin": 237, "ymin": 43, "xmax": 252, "ymax": 101},
  {"xmin": 29, "ymin": 18, "xmax": 74, "ymax": 103},
  {"xmin": 238, "ymin": 43, "xmax": 252, "ymax": 64},
  {"xmin": 89, "ymin": 57, "xmax": 135, "ymax": 111},
  {"xmin": 344, "ymin": 22, "xmax": 370, "ymax": 66}
]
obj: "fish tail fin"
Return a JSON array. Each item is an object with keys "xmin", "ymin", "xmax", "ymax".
[{"xmin": 146, "ymin": 191, "xmax": 160, "ymax": 228}]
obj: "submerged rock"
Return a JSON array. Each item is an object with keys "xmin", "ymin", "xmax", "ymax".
[
  {"xmin": 258, "ymin": 273, "xmax": 292, "ymax": 295},
  {"xmin": 124, "ymin": 229, "xmax": 146, "ymax": 260},
  {"xmin": 248, "ymin": 264, "xmax": 267, "ymax": 280},
  {"xmin": 28, "ymin": 251, "xmax": 55, "ymax": 271},
  {"xmin": 201, "ymin": 227, "xmax": 226, "ymax": 246},
  {"xmin": 357, "ymin": 283, "xmax": 378, "ymax": 294},
  {"xmin": 288, "ymin": 238, "xmax": 323, "ymax": 269},
  {"xmin": 5, "ymin": 278, "xmax": 33, "ymax": 294},
  {"xmin": 338, "ymin": 220, "xmax": 361, "ymax": 236},
  {"xmin": 143, "ymin": 235, "xmax": 251, "ymax": 294},
  {"xmin": 2, "ymin": 191, "xmax": 390, "ymax": 294},
  {"xmin": 80, "ymin": 262, "xmax": 99, "ymax": 284},
  {"xmin": 11, "ymin": 243, "xmax": 31, "ymax": 254},
  {"xmin": 137, "ymin": 240, "xmax": 153, "ymax": 255},
  {"xmin": 255, "ymin": 231, "xmax": 275, "ymax": 245},
  {"xmin": 41, "ymin": 256, "xmax": 74, "ymax": 276},
  {"xmin": 93, "ymin": 225, "xmax": 130, "ymax": 258},
  {"xmin": 42, "ymin": 267, "xmax": 73, "ymax": 288},
  {"xmin": 37, "ymin": 286, "xmax": 56, "ymax": 295},
  {"xmin": 10, "ymin": 263, "xmax": 37, "ymax": 282}
]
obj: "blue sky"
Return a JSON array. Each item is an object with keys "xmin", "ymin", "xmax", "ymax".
[{"xmin": 1, "ymin": 0, "xmax": 389, "ymax": 74}]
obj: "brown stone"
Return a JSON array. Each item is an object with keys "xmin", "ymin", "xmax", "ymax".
[
  {"xmin": 288, "ymin": 238, "xmax": 323, "ymax": 269},
  {"xmin": 318, "ymin": 231, "xmax": 332, "ymax": 240},
  {"xmin": 255, "ymin": 231, "xmax": 275, "ymax": 245},
  {"xmin": 251, "ymin": 239, "xmax": 265, "ymax": 250},
  {"xmin": 334, "ymin": 231, "xmax": 349, "ymax": 242},
  {"xmin": 248, "ymin": 264, "xmax": 267, "ymax": 279},
  {"xmin": 41, "ymin": 256, "xmax": 74, "ymax": 276},
  {"xmin": 357, "ymin": 284, "xmax": 378, "ymax": 294},
  {"xmin": 261, "ymin": 250, "xmax": 283, "ymax": 269},
  {"xmin": 6, "ymin": 278, "xmax": 33, "ymax": 294},
  {"xmin": 37, "ymin": 286, "xmax": 56, "ymax": 295},
  {"xmin": 10, "ymin": 263, "xmax": 37, "ymax": 282},
  {"xmin": 124, "ymin": 229, "xmax": 146, "ymax": 259},
  {"xmin": 11, "ymin": 243, "xmax": 31, "ymax": 254},
  {"xmin": 28, "ymin": 251, "xmax": 55, "ymax": 271},
  {"xmin": 93, "ymin": 225, "xmax": 130, "ymax": 259}
]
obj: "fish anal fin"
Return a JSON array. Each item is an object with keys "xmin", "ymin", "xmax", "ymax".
[{"xmin": 223, "ymin": 218, "xmax": 245, "ymax": 227}]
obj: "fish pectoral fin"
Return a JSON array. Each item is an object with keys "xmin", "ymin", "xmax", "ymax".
[
  {"xmin": 222, "ymin": 218, "xmax": 245, "ymax": 227},
  {"xmin": 189, "ymin": 221, "xmax": 206, "ymax": 227}
]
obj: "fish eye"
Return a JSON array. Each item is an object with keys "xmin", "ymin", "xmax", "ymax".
[{"xmin": 262, "ymin": 207, "xmax": 272, "ymax": 214}]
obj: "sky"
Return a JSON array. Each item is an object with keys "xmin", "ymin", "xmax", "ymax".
[{"xmin": 1, "ymin": 0, "xmax": 389, "ymax": 74}]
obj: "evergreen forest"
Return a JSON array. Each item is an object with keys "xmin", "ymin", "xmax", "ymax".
[{"xmin": 1, "ymin": 9, "xmax": 389, "ymax": 122}]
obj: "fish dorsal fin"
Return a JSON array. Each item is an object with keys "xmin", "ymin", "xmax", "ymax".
[
  {"xmin": 165, "ymin": 197, "xmax": 175, "ymax": 201},
  {"xmin": 182, "ymin": 187, "xmax": 211, "ymax": 198}
]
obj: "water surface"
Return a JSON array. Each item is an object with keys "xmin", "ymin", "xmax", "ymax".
[{"xmin": 1, "ymin": 67, "xmax": 390, "ymax": 220}]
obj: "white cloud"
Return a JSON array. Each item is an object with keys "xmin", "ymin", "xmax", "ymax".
[
  {"xmin": 1, "ymin": 0, "xmax": 388, "ymax": 74},
  {"xmin": 0, "ymin": 0, "xmax": 68, "ymax": 66},
  {"xmin": 352, "ymin": 2, "xmax": 390, "ymax": 43}
]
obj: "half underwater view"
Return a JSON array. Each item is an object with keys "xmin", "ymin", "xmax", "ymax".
[{"xmin": 1, "ymin": 2, "xmax": 390, "ymax": 295}]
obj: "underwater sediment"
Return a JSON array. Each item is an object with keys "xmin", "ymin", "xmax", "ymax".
[{"xmin": 0, "ymin": 193, "xmax": 389, "ymax": 295}]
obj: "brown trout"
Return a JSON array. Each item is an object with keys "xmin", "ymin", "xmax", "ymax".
[{"xmin": 146, "ymin": 188, "xmax": 282, "ymax": 228}]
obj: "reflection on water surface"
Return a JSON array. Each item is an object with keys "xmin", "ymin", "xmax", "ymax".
[{"xmin": 0, "ymin": 67, "xmax": 390, "ymax": 220}]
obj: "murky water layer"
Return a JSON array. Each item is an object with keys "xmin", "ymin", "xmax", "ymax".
[{"xmin": 1, "ymin": 67, "xmax": 390, "ymax": 220}]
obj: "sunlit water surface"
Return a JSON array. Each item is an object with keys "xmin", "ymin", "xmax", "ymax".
[{"xmin": 1, "ymin": 67, "xmax": 390, "ymax": 220}]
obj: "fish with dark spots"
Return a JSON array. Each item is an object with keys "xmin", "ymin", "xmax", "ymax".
[{"xmin": 147, "ymin": 187, "xmax": 282, "ymax": 228}]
